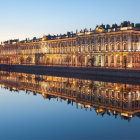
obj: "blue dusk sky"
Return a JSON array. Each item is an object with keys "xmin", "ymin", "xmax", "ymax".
[{"xmin": 0, "ymin": 0, "xmax": 139, "ymax": 42}]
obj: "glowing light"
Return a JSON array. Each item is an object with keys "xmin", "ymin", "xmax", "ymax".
[{"xmin": 42, "ymin": 35, "xmax": 47, "ymax": 41}]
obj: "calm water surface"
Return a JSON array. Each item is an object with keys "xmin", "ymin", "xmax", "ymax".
[{"xmin": 0, "ymin": 71, "xmax": 139, "ymax": 140}]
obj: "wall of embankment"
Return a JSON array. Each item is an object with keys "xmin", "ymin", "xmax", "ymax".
[{"xmin": 0, "ymin": 64, "xmax": 140, "ymax": 85}]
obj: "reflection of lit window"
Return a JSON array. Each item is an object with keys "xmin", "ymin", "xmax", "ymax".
[
  {"xmin": 112, "ymin": 91, "xmax": 115, "ymax": 97},
  {"xmin": 106, "ymin": 90, "xmax": 109, "ymax": 97},
  {"xmin": 135, "ymin": 43, "xmax": 138, "ymax": 50}
]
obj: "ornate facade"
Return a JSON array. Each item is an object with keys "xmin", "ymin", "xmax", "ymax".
[
  {"xmin": 0, "ymin": 21, "xmax": 140, "ymax": 69},
  {"xmin": 0, "ymin": 71, "xmax": 140, "ymax": 120}
]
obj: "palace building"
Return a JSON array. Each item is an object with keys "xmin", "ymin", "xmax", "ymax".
[{"xmin": 0, "ymin": 21, "xmax": 140, "ymax": 69}]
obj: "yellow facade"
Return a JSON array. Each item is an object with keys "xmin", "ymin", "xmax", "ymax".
[{"xmin": 0, "ymin": 24, "xmax": 140, "ymax": 69}]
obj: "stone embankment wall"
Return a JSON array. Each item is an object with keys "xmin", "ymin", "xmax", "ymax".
[{"xmin": 0, "ymin": 64, "xmax": 140, "ymax": 85}]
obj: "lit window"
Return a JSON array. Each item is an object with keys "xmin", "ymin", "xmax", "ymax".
[
  {"xmin": 111, "ymin": 56, "xmax": 114, "ymax": 63},
  {"xmin": 111, "ymin": 44, "xmax": 114, "ymax": 50},
  {"xmin": 117, "ymin": 44, "xmax": 120, "ymax": 50},
  {"xmin": 117, "ymin": 56, "xmax": 120, "ymax": 63},
  {"xmin": 106, "ymin": 45, "xmax": 108, "ymax": 51},
  {"xmin": 124, "ymin": 44, "xmax": 127, "ymax": 50}
]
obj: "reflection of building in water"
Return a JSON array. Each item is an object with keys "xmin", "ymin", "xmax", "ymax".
[{"xmin": 0, "ymin": 71, "xmax": 140, "ymax": 121}]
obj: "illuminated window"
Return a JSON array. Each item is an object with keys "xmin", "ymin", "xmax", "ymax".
[
  {"xmin": 117, "ymin": 56, "xmax": 120, "ymax": 63},
  {"xmin": 105, "ymin": 44, "xmax": 108, "ymax": 51},
  {"xmin": 123, "ymin": 35, "xmax": 127, "ymax": 40},
  {"xmin": 105, "ymin": 56, "xmax": 108, "ymax": 63},
  {"xmin": 99, "ymin": 45, "xmax": 101, "ymax": 51},
  {"xmin": 111, "ymin": 56, "xmax": 114, "ymax": 63},
  {"xmin": 117, "ymin": 44, "xmax": 120, "ymax": 50},
  {"xmin": 99, "ymin": 56, "xmax": 101, "ymax": 64},
  {"xmin": 111, "ymin": 44, "xmax": 114, "ymax": 50},
  {"xmin": 132, "ymin": 56, "xmax": 135, "ymax": 63},
  {"xmin": 105, "ymin": 37, "xmax": 108, "ymax": 42},
  {"xmin": 135, "ymin": 43, "xmax": 138, "ymax": 50},
  {"xmin": 78, "ymin": 40, "xmax": 81, "ymax": 45},
  {"xmin": 91, "ymin": 39, "xmax": 94, "ymax": 44},
  {"xmin": 117, "ymin": 36, "xmax": 120, "ymax": 41},
  {"xmin": 82, "ymin": 40, "xmax": 85, "ymax": 45},
  {"xmin": 111, "ymin": 37, "xmax": 114, "ymax": 41},
  {"xmin": 124, "ymin": 44, "xmax": 127, "ymax": 50}
]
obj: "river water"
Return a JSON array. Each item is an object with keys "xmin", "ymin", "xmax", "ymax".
[{"xmin": 0, "ymin": 71, "xmax": 139, "ymax": 140}]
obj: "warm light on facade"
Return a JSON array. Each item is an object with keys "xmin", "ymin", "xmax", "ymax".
[{"xmin": 0, "ymin": 21, "xmax": 139, "ymax": 69}]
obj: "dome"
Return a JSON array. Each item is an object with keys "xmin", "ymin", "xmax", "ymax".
[
  {"xmin": 95, "ymin": 26, "xmax": 104, "ymax": 33},
  {"xmin": 42, "ymin": 35, "xmax": 47, "ymax": 41}
]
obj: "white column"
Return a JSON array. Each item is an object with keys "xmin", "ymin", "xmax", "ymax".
[
  {"xmin": 128, "ymin": 54, "xmax": 132, "ymax": 68},
  {"xmin": 101, "ymin": 55, "xmax": 104, "ymax": 67},
  {"xmin": 108, "ymin": 55, "xmax": 111, "ymax": 67},
  {"xmin": 95, "ymin": 37, "xmax": 97, "ymax": 52},
  {"xmin": 114, "ymin": 55, "xmax": 117, "ymax": 68},
  {"xmin": 101, "ymin": 37, "xmax": 103, "ymax": 51},
  {"xmin": 114, "ymin": 36, "xmax": 117, "ymax": 51},
  {"xmin": 120, "ymin": 35, "xmax": 123, "ymax": 51},
  {"xmin": 95, "ymin": 55, "xmax": 98, "ymax": 66},
  {"xmin": 138, "ymin": 36, "xmax": 140, "ymax": 51},
  {"xmin": 108, "ymin": 37, "xmax": 110, "ymax": 51},
  {"xmin": 128, "ymin": 33, "xmax": 132, "ymax": 51},
  {"xmin": 75, "ymin": 55, "xmax": 78, "ymax": 66},
  {"xmin": 85, "ymin": 55, "xmax": 87, "ymax": 67},
  {"xmin": 120, "ymin": 55, "xmax": 123, "ymax": 68}
]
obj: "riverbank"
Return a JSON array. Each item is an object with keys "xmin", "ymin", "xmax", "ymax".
[{"xmin": 0, "ymin": 64, "xmax": 140, "ymax": 85}]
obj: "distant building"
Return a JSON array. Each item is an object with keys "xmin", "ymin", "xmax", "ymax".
[{"xmin": 0, "ymin": 21, "xmax": 140, "ymax": 68}]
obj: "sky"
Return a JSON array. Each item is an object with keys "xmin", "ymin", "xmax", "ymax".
[{"xmin": 0, "ymin": 0, "xmax": 139, "ymax": 42}]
